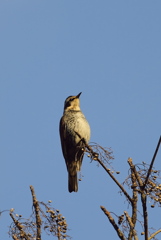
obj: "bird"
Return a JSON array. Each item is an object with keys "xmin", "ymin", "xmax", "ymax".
[{"xmin": 59, "ymin": 92, "xmax": 90, "ymax": 192}]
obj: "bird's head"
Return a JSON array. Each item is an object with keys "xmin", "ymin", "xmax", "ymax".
[{"xmin": 64, "ymin": 92, "xmax": 82, "ymax": 112}]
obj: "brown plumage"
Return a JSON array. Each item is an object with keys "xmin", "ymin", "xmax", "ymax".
[{"xmin": 59, "ymin": 92, "xmax": 90, "ymax": 192}]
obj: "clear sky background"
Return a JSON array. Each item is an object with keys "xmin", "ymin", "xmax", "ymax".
[{"xmin": 0, "ymin": 1, "xmax": 161, "ymax": 239}]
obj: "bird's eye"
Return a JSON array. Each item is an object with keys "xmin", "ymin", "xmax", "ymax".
[{"xmin": 69, "ymin": 98, "xmax": 75, "ymax": 101}]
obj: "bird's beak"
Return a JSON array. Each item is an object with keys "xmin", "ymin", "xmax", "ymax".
[{"xmin": 76, "ymin": 92, "xmax": 82, "ymax": 98}]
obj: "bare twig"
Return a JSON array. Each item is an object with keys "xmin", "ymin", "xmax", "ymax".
[
  {"xmin": 143, "ymin": 136, "xmax": 161, "ymax": 189},
  {"xmin": 30, "ymin": 185, "xmax": 42, "ymax": 240}
]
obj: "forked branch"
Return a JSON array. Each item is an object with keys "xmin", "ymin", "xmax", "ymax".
[{"xmin": 100, "ymin": 206, "xmax": 126, "ymax": 240}]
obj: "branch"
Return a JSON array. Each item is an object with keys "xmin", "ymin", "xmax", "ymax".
[
  {"xmin": 30, "ymin": 185, "xmax": 42, "ymax": 240},
  {"xmin": 128, "ymin": 158, "xmax": 148, "ymax": 240},
  {"xmin": 83, "ymin": 140, "xmax": 133, "ymax": 204},
  {"xmin": 128, "ymin": 171, "xmax": 138, "ymax": 240},
  {"xmin": 143, "ymin": 136, "xmax": 161, "ymax": 189},
  {"xmin": 124, "ymin": 211, "xmax": 138, "ymax": 240},
  {"xmin": 131, "ymin": 172, "xmax": 138, "ymax": 225},
  {"xmin": 9, "ymin": 213, "xmax": 30, "ymax": 240},
  {"xmin": 97, "ymin": 157, "xmax": 132, "ymax": 203},
  {"xmin": 100, "ymin": 206, "xmax": 126, "ymax": 240},
  {"xmin": 148, "ymin": 229, "xmax": 161, "ymax": 240},
  {"xmin": 128, "ymin": 158, "xmax": 143, "ymax": 188},
  {"xmin": 141, "ymin": 193, "xmax": 148, "ymax": 240}
]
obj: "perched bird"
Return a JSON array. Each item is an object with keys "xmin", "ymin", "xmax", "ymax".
[{"xmin": 59, "ymin": 92, "xmax": 90, "ymax": 192}]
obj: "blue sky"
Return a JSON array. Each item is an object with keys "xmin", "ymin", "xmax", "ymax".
[{"xmin": 0, "ymin": 1, "xmax": 161, "ymax": 239}]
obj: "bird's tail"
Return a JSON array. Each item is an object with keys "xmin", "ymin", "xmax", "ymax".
[{"xmin": 68, "ymin": 173, "xmax": 78, "ymax": 192}]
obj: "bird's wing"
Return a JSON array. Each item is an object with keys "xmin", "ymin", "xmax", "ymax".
[
  {"xmin": 59, "ymin": 116, "xmax": 76, "ymax": 171},
  {"xmin": 59, "ymin": 116, "xmax": 68, "ymax": 160}
]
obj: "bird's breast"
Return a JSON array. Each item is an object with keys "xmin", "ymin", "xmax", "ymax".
[{"xmin": 64, "ymin": 111, "xmax": 90, "ymax": 144}]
